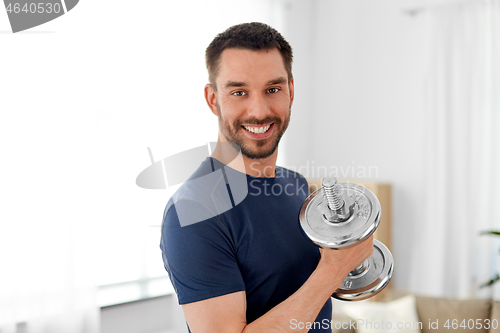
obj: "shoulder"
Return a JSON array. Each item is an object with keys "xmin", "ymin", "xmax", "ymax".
[
  {"xmin": 160, "ymin": 195, "xmax": 235, "ymax": 270},
  {"xmin": 163, "ymin": 157, "xmax": 234, "ymax": 227},
  {"xmin": 161, "ymin": 191, "xmax": 227, "ymax": 235},
  {"xmin": 160, "ymin": 192, "xmax": 244, "ymax": 306},
  {"xmin": 160, "ymin": 156, "xmax": 235, "ymax": 241}
]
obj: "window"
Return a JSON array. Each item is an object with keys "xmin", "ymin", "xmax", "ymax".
[{"xmin": 93, "ymin": 0, "xmax": 284, "ymax": 306}]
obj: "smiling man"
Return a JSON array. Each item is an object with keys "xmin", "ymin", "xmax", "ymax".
[
  {"xmin": 207, "ymin": 47, "xmax": 291, "ymax": 166},
  {"xmin": 160, "ymin": 22, "xmax": 373, "ymax": 333}
]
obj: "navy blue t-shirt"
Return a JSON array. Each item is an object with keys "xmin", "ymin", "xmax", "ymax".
[{"xmin": 160, "ymin": 157, "xmax": 332, "ymax": 331}]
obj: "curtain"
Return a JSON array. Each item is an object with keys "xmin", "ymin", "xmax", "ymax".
[{"xmin": 410, "ymin": 0, "xmax": 500, "ymax": 299}]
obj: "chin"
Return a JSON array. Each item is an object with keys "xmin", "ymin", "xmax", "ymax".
[{"xmin": 240, "ymin": 141, "xmax": 279, "ymax": 160}]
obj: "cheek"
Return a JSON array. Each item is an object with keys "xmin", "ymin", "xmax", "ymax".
[
  {"xmin": 270, "ymin": 93, "xmax": 291, "ymax": 108},
  {"xmin": 219, "ymin": 110, "xmax": 240, "ymax": 129},
  {"xmin": 220, "ymin": 100, "xmax": 245, "ymax": 120},
  {"xmin": 270, "ymin": 99, "xmax": 291, "ymax": 117}
]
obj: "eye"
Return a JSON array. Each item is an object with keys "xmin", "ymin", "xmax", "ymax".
[
  {"xmin": 267, "ymin": 87, "xmax": 280, "ymax": 94},
  {"xmin": 232, "ymin": 91, "xmax": 247, "ymax": 96}
]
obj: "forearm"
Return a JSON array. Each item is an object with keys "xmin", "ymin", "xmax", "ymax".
[{"xmin": 242, "ymin": 264, "xmax": 344, "ymax": 333}]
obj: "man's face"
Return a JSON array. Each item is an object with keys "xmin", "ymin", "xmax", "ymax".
[{"xmin": 207, "ymin": 48, "xmax": 294, "ymax": 160}]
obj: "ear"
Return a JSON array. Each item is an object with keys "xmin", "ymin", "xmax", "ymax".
[
  {"xmin": 289, "ymin": 77, "xmax": 295, "ymax": 107},
  {"xmin": 204, "ymin": 84, "xmax": 218, "ymax": 116}
]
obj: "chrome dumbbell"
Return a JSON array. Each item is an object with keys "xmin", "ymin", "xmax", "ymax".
[{"xmin": 299, "ymin": 177, "xmax": 393, "ymax": 301}]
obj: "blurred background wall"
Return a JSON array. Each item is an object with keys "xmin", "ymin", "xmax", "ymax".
[{"xmin": 280, "ymin": 0, "xmax": 429, "ymax": 294}]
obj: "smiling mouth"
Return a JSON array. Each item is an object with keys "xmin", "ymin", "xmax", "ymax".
[{"xmin": 242, "ymin": 124, "xmax": 272, "ymax": 134}]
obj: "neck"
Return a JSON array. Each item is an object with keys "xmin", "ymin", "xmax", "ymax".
[
  {"xmin": 242, "ymin": 153, "xmax": 277, "ymax": 178},
  {"xmin": 210, "ymin": 137, "xmax": 278, "ymax": 178}
]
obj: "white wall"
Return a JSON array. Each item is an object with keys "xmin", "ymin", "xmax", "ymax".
[
  {"xmin": 101, "ymin": 295, "xmax": 187, "ymax": 333},
  {"xmin": 279, "ymin": 0, "xmax": 433, "ymax": 291}
]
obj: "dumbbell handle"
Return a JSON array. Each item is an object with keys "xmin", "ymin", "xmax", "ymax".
[
  {"xmin": 322, "ymin": 177, "xmax": 345, "ymax": 211},
  {"xmin": 322, "ymin": 177, "xmax": 372, "ymax": 277},
  {"xmin": 351, "ymin": 264, "xmax": 365, "ymax": 275}
]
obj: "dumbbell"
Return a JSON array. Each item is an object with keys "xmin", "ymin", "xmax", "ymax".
[{"xmin": 299, "ymin": 177, "xmax": 393, "ymax": 301}]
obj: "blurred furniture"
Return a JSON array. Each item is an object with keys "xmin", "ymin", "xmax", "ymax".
[{"xmin": 332, "ymin": 289, "xmax": 500, "ymax": 333}]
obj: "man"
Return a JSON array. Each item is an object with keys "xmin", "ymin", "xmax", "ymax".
[{"xmin": 160, "ymin": 22, "xmax": 373, "ymax": 332}]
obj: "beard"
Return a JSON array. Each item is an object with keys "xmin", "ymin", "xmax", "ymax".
[{"xmin": 216, "ymin": 103, "xmax": 291, "ymax": 160}]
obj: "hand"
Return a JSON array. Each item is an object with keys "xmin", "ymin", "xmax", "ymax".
[{"xmin": 318, "ymin": 235, "xmax": 374, "ymax": 279}]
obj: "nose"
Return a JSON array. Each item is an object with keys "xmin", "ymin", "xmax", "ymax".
[{"xmin": 246, "ymin": 93, "xmax": 272, "ymax": 121}]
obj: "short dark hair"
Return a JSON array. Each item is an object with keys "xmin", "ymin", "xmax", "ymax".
[{"xmin": 205, "ymin": 22, "xmax": 293, "ymax": 90}]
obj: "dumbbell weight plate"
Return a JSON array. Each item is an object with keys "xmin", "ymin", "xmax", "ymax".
[
  {"xmin": 299, "ymin": 183, "xmax": 381, "ymax": 248},
  {"xmin": 333, "ymin": 240, "xmax": 393, "ymax": 301}
]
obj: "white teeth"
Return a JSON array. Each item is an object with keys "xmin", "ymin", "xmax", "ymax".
[{"xmin": 244, "ymin": 125, "xmax": 271, "ymax": 134}]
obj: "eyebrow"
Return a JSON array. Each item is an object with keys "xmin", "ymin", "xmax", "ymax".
[
  {"xmin": 266, "ymin": 77, "xmax": 287, "ymax": 86},
  {"xmin": 222, "ymin": 77, "xmax": 288, "ymax": 90},
  {"xmin": 223, "ymin": 81, "xmax": 247, "ymax": 89}
]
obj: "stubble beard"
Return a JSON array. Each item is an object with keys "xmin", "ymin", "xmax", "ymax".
[{"xmin": 216, "ymin": 103, "xmax": 291, "ymax": 160}]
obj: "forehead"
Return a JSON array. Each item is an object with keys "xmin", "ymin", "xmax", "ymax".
[{"xmin": 216, "ymin": 48, "xmax": 287, "ymax": 87}]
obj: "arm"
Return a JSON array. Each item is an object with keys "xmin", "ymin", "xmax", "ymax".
[{"xmin": 182, "ymin": 236, "xmax": 374, "ymax": 333}]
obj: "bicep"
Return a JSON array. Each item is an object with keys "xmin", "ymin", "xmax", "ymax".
[{"xmin": 182, "ymin": 291, "xmax": 247, "ymax": 333}]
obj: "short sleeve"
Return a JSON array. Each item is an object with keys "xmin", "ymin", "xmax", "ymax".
[{"xmin": 160, "ymin": 199, "xmax": 245, "ymax": 305}]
